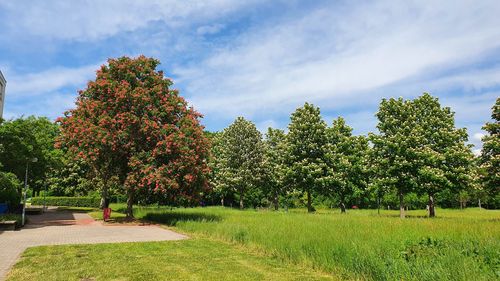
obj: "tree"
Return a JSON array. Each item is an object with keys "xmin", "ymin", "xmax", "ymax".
[
  {"xmin": 0, "ymin": 116, "xmax": 62, "ymax": 195},
  {"xmin": 480, "ymin": 98, "xmax": 500, "ymax": 208},
  {"xmin": 46, "ymin": 156, "xmax": 97, "ymax": 196},
  {"xmin": 206, "ymin": 131, "xmax": 233, "ymax": 206},
  {"xmin": 286, "ymin": 103, "xmax": 327, "ymax": 213},
  {"xmin": 371, "ymin": 97, "xmax": 421, "ymax": 218},
  {"xmin": 57, "ymin": 56, "xmax": 210, "ymax": 218},
  {"xmin": 324, "ymin": 117, "xmax": 369, "ymax": 213},
  {"xmin": 412, "ymin": 93, "xmax": 473, "ymax": 217},
  {"xmin": 263, "ymin": 128, "xmax": 287, "ymax": 210},
  {"xmin": 215, "ymin": 117, "xmax": 264, "ymax": 209},
  {"xmin": 0, "ymin": 170, "xmax": 22, "ymax": 210},
  {"xmin": 371, "ymin": 93, "xmax": 473, "ymax": 218}
]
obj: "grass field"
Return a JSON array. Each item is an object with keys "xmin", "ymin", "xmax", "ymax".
[
  {"xmin": 134, "ymin": 206, "xmax": 500, "ymax": 280},
  {"xmin": 7, "ymin": 238, "xmax": 334, "ymax": 281},
  {"xmin": 8, "ymin": 206, "xmax": 500, "ymax": 281}
]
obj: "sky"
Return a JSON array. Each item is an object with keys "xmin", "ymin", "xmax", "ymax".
[{"xmin": 1, "ymin": 0, "xmax": 499, "ymax": 154}]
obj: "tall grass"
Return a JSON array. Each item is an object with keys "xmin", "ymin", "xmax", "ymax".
[{"xmin": 122, "ymin": 205, "xmax": 499, "ymax": 280}]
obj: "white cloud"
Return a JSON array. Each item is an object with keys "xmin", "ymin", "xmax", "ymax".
[
  {"xmin": 1, "ymin": 0, "xmax": 499, "ymax": 137},
  {"xmin": 197, "ymin": 24, "xmax": 225, "ymax": 35},
  {"xmin": 0, "ymin": 0, "xmax": 258, "ymax": 41},
  {"xmin": 473, "ymin": 133, "xmax": 485, "ymax": 142},
  {"xmin": 175, "ymin": 0, "xmax": 500, "ymax": 128},
  {"xmin": 4, "ymin": 64, "xmax": 100, "ymax": 97},
  {"xmin": 3, "ymin": 91, "xmax": 77, "ymax": 120}
]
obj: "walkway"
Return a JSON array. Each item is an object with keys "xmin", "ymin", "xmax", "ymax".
[{"xmin": 0, "ymin": 208, "xmax": 187, "ymax": 280}]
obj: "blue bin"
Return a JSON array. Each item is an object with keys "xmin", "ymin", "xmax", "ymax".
[{"xmin": 0, "ymin": 203, "xmax": 8, "ymax": 214}]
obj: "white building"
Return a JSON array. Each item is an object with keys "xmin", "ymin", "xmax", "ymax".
[{"xmin": 0, "ymin": 70, "xmax": 5, "ymax": 119}]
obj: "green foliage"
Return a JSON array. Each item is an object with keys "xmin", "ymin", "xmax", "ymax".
[
  {"xmin": 31, "ymin": 196, "xmax": 100, "ymax": 208},
  {"xmin": 57, "ymin": 56, "xmax": 210, "ymax": 216},
  {"xmin": 371, "ymin": 93, "xmax": 474, "ymax": 217},
  {"xmin": 213, "ymin": 117, "xmax": 265, "ymax": 209},
  {"xmin": 480, "ymin": 98, "xmax": 500, "ymax": 208},
  {"xmin": 324, "ymin": 117, "xmax": 370, "ymax": 212},
  {"xmin": 0, "ymin": 213, "xmax": 22, "ymax": 228},
  {"xmin": 411, "ymin": 94, "xmax": 473, "ymax": 203},
  {"xmin": 263, "ymin": 128, "xmax": 287, "ymax": 210},
  {"xmin": 0, "ymin": 116, "xmax": 62, "ymax": 194},
  {"xmin": 46, "ymin": 157, "xmax": 96, "ymax": 196},
  {"xmin": 0, "ymin": 171, "xmax": 22, "ymax": 209},
  {"xmin": 286, "ymin": 103, "xmax": 328, "ymax": 212}
]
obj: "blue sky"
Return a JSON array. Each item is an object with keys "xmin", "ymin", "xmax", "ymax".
[{"xmin": 1, "ymin": 0, "xmax": 499, "ymax": 153}]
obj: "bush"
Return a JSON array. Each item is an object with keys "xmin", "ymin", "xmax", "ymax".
[
  {"xmin": 0, "ymin": 213, "xmax": 22, "ymax": 228},
  {"xmin": 31, "ymin": 196, "xmax": 100, "ymax": 208},
  {"xmin": 0, "ymin": 171, "xmax": 22, "ymax": 210}
]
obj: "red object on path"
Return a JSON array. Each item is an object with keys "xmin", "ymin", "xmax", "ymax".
[{"xmin": 103, "ymin": 208, "xmax": 112, "ymax": 221}]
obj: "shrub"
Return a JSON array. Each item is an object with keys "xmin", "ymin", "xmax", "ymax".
[
  {"xmin": 31, "ymin": 196, "xmax": 100, "ymax": 208},
  {"xmin": 0, "ymin": 213, "xmax": 22, "ymax": 228},
  {"xmin": 0, "ymin": 171, "xmax": 22, "ymax": 210}
]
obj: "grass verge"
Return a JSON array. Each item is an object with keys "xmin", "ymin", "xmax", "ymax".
[{"xmin": 7, "ymin": 238, "xmax": 335, "ymax": 281}]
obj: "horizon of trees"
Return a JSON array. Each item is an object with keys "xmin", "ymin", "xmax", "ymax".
[
  {"xmin": 209, "ymin": 94, "xmax": 497, "ymax": 218},
  {"xmin": 0, "ymin": 57, "xmax": 498, "ymax": 218}
]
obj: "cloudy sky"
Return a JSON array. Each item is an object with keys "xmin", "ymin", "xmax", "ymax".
[{"xmin": 1, "ymin": 0, "xmax": 499, "ymax": 153}]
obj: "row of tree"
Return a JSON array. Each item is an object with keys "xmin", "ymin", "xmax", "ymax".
[
  {"xmin": 209, "ymin": 95, "xmax": 499, "ymax": 218},
  {"xmin": 1, "ymin": 56, "xmax": 498, "ymax": 219}
]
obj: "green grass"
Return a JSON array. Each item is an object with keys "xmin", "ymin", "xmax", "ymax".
[
  {"xmin": 0, "ymin": 213, "xmax": 21, "ymax": 222},
  {"xmin": 7, "ymin": 238, "xmax": 335, "ymax": 281},
  {"xmin": 129, "ymin": 206, "xmax": 500, "ymax": 281},
  {"xmin": 8, "ymin": 205, "xmax": 500, "ymax": 280},
  {"xmin": 56, "ymin": 206, "xmax": 97, "ymax": 212}
]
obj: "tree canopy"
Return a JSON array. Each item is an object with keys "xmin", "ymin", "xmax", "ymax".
[
  {"xmin": 213, "ymin": 117, "xmax": 264, "ymax": 209},
  {"xmin": 57, "ymin": 56, "xmax": 210, "ymax": 217},
  {"xmin": 371, "ymin": 93, "xmax": 473, "ymax": 217},
  {"xmin": 324, "ymin": 117, "xmax": 369, "ymax": 213},
  {"xmin": 0, "ymin": 116, "xmax": 62, "ymax": 195},
  {"xmin": 480, "ymin": 98, "xmax": 500, "ymax": 208},
  {"xmin": 286, "ymin": 103, "xmax": 327, "ymax": 213}
]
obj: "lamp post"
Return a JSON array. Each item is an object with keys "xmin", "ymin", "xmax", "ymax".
[{"xmin": 22, "ymin": 157, "xmax": 38, "ymax": 226}]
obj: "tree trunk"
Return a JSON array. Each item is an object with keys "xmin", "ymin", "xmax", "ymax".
[
  {"xmin": 273, "ymin": 191, "xmax": 279, "ymax": 211},
  {"xmin": 428, "ymin": 194, "xmax": 435, "ymax": 217},
  {"xmin": 100, "ymin": 183, "xmax": 109, "ymax": 209},
  {"xmin": 307, "ymin": 191, "xmax": 314, "ymax": 213},
  {"xmin": 399, "ymin": 190, "xmax": 405, "ymax": 219},
  {"xmin": 377, "ymin": 195, "xmax": 381, "ymax": 215},
  {"xmin": 340, "ymin": 201, "xmax": 346, "ymax": 213},
  {"xmin": 126, "ymin": 191, "xmax": 134, "ymax": 219},
  {"xmin": 239, "ymin": 189, "xmax": 244, "ymax": 209},
  {"xmin": 221, "ymin": 197, "xmax": 224, "ymax": 207}
]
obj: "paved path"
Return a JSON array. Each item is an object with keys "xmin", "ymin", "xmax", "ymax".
[{"xmin": 0, "ymin": 209, "xmax": 186, "ymax": 280}]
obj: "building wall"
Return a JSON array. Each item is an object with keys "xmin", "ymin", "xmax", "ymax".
[{"xmin": 0, "ymin": 70, "xmax": 5, "ymax": 119}]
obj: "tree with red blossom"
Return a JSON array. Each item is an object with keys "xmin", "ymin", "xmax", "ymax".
[{"xmin": 56, "ymin": 56, "xmax": 210, "ymax": 218}]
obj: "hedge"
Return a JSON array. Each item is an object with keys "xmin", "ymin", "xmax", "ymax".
[{"xmin": 31, "ymin": 196, "xmax": 100, "ymax": 208}]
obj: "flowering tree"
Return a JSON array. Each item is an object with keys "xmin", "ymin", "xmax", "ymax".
[
  {"xmin": 286, "ymin": 103, "xmax": 327, "ymax": 213},
  {"xmin": 480, "ymin": 98, "xmax": 500, "ymax": 208},
  {"xmin": 371, "ymin": 93, "xmax": 473, "ymax": 218},
  {"xmin": 57, "ymin": 56, "xmax": 210, "ymax": 217},
  {"xmin": 263, "ymin": 128, "xmax": 287, "ymax": 210},
  {"xmin": 324, "ymin": 117, "xmax": 369, "ymax": 213},
  {"xmin": 215, "ymin": 117, "xmax": 264, "ymax": 209},
  {"xmin": 412, "ymin": 94, "xmax": 473, "ymax": 217}
]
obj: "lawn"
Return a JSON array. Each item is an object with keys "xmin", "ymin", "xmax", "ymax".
[
  {"xmin": 134, "ymin": 206, "xmax": 500, "ymax": 280},
  {"xmin": 7, "ymin": 238, "xmax": 334, "ymax": 281},
  {"xmin": 8, "ymin": 206, "xmax": 500, "ymax": 281}
]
